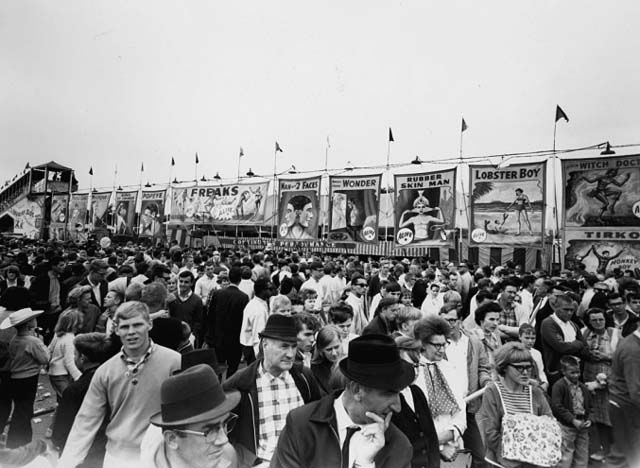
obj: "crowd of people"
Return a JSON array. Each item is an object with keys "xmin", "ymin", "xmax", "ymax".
[{"xmin": 0, "ymin": 236, "xmax": 637, "ymax": 468}]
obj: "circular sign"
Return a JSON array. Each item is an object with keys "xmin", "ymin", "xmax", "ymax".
[
  {"xmin": 362, "ymin": 226, "xmax": 376, "ymax": 242},
  {"xmin": 99, "ymin": 236, "xmax": 112, "ymax": 249},
  {"xmin": 279, "ymin": 224, "xmax": 289, "ymax": 238},
  {"xmin": 396, "ymin": 228, "xmax": 414, "ymax": 245},
  {"xmin": 633, "ymin": 201, "xmax": 640, "ymax": 218},
  {"xmin": 471, "ymin": 228, "xmax": 487, "ymax": 243}
]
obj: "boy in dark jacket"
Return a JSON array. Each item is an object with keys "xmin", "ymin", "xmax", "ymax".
[{"xmin": 551, "ymin": 356, "xmax": 591, "ymax": 468}]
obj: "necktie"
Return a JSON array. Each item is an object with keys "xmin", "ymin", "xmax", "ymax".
[{"xmin": 342, "ymin": 426, "xmax": 361, "ymax": 468}]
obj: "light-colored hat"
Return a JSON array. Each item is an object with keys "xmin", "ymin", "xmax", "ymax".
[{"xmin": 0, "ymin": 308, "xmax": 44, "ymax": 329}]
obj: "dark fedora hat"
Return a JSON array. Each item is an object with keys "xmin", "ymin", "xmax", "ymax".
[
  {"xmin": 180, "ymin": 348, "xmax": 227, "ymax": 375},
  {"xmin": 258, "ymin": 314, "xmax": 297, "ymax": 343},
  {"xmin": 339, "ymin": 334, "xmax": 415, "ymax": 392},
  {"xmin": 150, "ymin": 364, "xmax": 240, "ymax": 427}
]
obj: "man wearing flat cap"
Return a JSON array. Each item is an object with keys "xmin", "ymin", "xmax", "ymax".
[
  {"xmin": 141, "ymin": 364, "xmax": 241, "ymax": 468},
  {"xmin": 223, "ymin": 314, "xmax": 322, "ymax": 468},
  {"xmin": 270, "ymin": 334, "xmax": 413, "ymax": 468}
]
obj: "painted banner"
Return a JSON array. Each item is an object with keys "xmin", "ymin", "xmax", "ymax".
[
  {"xmin": 113, "ymin": 191, "xmax": 138, "ymax": 236},
  {"xmin": 277, "ymin": 176, "xmax": 321, "ymax": 241},
  {"xmin": 328, "ymin": 174, "xmax": 381, "ymax": 243},
  {"xmin": 69, "ymin": 193, "xmax": 88, "ymax": 229},
  {"xmin": 139, "ymin": 190, "xmax": 166, "ymax": 237},
  {"xmin": 469, "ymin": 162, "xmax": 546, "ymax": 246},
  {"xmin": 90, "ymin": 192, "xmax": 112, "ymax": 231},
  {"xmin": 565, "ymin": 230, "xmax": 640, "ymax": 274},
  {"xmin": 7, "ymin": 196, "xmax": 43, "ymax": 239},
  {"xmin": 171, "ymin": 182, "xmax": 268, "ymax": 225},
  {"xmin": 394, "ymin": 169, "xmax": 456, "ymax": 247},
  {"xmin": 563, "ymin": 154, "xmax": 640, "ymax": 228},
  {"xmin": 49, "ymin": 194, "xmax": 69, "ymax": 241}
]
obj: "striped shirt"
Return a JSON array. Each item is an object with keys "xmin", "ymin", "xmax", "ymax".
[{"xmin": 496, "ymin": 379, "xmax": 532, "ymax": 414}]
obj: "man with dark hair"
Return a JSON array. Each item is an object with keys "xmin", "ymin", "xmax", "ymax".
[
  {"xmin": 239, "ymin": 278, "xmax": 275, "ymax": 363},
  {"xmin": 345, "ymin": 273, "xmax": 368, "ymax": 334},
  {"xmin": 29, "ymin": 257, "xmax": 66, "ymax": 342},
  {"xmin": 607, "ymin": 292, "xmax": 639, "ymax": 337},
  {"xmin": 496, "ymin": 278, "xmax": 529, "ymax": 341},
  {"xmin": 78, "ymin": 259, "xmax": 109, "ymax": 310},
  {"xmin": 206, "ymin": 266, "xmax": 249, "ymax": 377},
  {"xmin": 293, "ymin": 312, "xmax": 321, "ymax": 368},
  {"xmin": 169, "ymin": 270, "xmax": 204, "ymax": 346}
]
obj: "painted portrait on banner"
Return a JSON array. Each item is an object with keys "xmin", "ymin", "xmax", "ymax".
[
  {"xmin": 113, "ymin": 191, "xmax": 138, "ymax": 236},
  {"xmin": 89, "ymin": 192, "xmax": 112, "ymax": 231},
  {"xmin": 565, "ymin": 230, "xmax": 640, "ymax": 274},
  {"xmin": 469, "ymin": 162, "xmax": 546, "ymax": 246},
  {"xmin": 394, "ymin": 169, "xmax": 456, "ymax": 247},
  {"xmin": 139, "ymin": 190, "xmax": 166, "ymax": 237},
  {"xmin": 563, "ymin": 154, "xmax": 640, "ymax": 228},
  {"xmin": 171, "ymin": 182, "xmax": 268, "ymax": 225},
  {"xmin": 329, "ymin": 174, "xmax": 381, "ymax": 243},
  {"xmin": 7, "ymin": 196, "xmax": 43, "ymax": 239},
  {"xmin": 69, "ymin": 194, "xmax": 88, "ymax": 228},
  {"xmin": 277, "ymin": 177, "xmax": 320, "ymax": 241}
]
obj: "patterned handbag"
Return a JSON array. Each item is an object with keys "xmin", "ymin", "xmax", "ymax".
[{"xmin": 496, "ymin": 384, "xmax": 562, "ymax": 467}]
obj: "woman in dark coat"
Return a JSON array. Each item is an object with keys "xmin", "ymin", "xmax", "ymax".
[{"xmin": 310, "ymin": 325, "xmax": 342, "ymax": 394}]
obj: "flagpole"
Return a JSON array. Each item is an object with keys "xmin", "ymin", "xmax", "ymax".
[
  {"xmin": 195, "ymin": 153, "xmax": 199, "ymax": 184},
  {"xmin": 459, "ymin": 118, "xmax": 471, "ymax": 264},
  {"xmin": 112, "ymin": 165, "xmax": 117, "ymax": 193},
  {"xmin": 272, "ymin": 146, "xmax": 278, "ymax": 241},
  {"xmin": 323, "ymin": 137, "xmax": 330, "ymax": 241},
  {"xmin": 552, "ymin": 118, "xmax": 561, "ymax": 271}
]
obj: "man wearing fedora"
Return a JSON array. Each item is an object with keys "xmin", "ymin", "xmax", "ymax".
[
  {"xmin": 223, "ymin": 314, "xmax": 322, "ymax": 468},
  {"xmin": 141, "ymin": 364, "xmax": 241, "ymax": 468},
  {"xmin": 270, "ymin": 334, "xmax": 413, "ymax": 468},
  {"xmin": 58, "ymin": 301, "xmax": 181, "ymax": 468}
]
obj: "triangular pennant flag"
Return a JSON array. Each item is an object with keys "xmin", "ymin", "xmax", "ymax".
[
  {"xmin": 89, "ymin": 167, "xmax": 93, "ymax": 176},
  {"xmin": 141, "ymin": 163, "xmax": 144, "ymax": 172},
  {"xmin": 388, "ymin": 127, "xmax": 394, "ymax": 142},
  {"xmin": 24, "ymin": 163, "xmax": 30, "ymax": 170},
  {"xmin": 461, "ymin": 118, "xmax": 468, "ymax": 132},
  {"xmin": 171, "ymin": 157, "xmax": 175, "ymax": 166},
  {"xmin": 275, "ymin": 141, "xmax": 283, "ymax": 152},
  {"xmin": 555, "ymin": 105, "xmax": 569, "ymax": 123},
  {"xmin": 195, "ymin": 153, "xmax": 199, "ymax": 164},
  {"xmin": 239, "ymin": 147, "xmax": 244, "ymax": 157}
]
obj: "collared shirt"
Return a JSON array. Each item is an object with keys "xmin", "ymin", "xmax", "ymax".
[
  {"xmin": 194, "ymin": 275, "xmax": 217, "ymax": 300},
  {"xmin": 87, "ymin": 277, "xmax": 102, "ymax": 308},
  {"xmin": 566, "ymin": 378, "xmax": 585, "ymax": 416},
  {"xmin": 177, "ymin": 290, "xmax": 193, "ymax": 303},
  {"xmin": 333, "ymin": 393, "xmax": 375, "ymax": 468},
  {"xmin": 345, "ymin": 292, "xmax": 367, "ymax": 335},
  {"xmin": 613, "ymin": 313, "xmax": 629, "ymax": 331},
  {"xmin": 239, "ymin": 296, "xmax": 269, "ymax": 353},
  {"xmin": 445, "ymin": 333, "xmax": 469, "ymax": 396},
  {"xmin": 550, "ymin": 313, "xmax": 577, "ymax": 342},
  {"xmin": 255, "ymin": 364, "xmax": 303, "ymax": 462},
  {"xmin": 420, "ymin": 294, "xmax": 443, "ymax": 317},
  {"xmin": 119, "ymin": 341, "xmax": 155, "ymax": 378}
]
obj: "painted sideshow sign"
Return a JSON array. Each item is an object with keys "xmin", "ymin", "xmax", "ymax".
[
  {"xmin": 171, "ymin": 182, "xmax": 268, "ymax": 225},
  {"xmin": 277, "ymin": 177, "xmax": 321, "ymax": 241},
  {"xmin": 68, "ymin": 193, "xmax": 89, "ymax": 241},
  {"xmin": 563, "ymin": 154, "xmax": 640, "ymax": 228},
  {"xmin": 328, "ymin": 174, "xmax": 381, "ymax": 243},
  {"xmin": 469, "ymin": 162, "xmax": 546, "ymax": 246},
  {"xmin": 89, "ymin": 192, "xmax": 112, "ymax": 231},
  {"xmin": 49, "ymin": 194, "xmax": 68, "ymax": 240},
  {"xmin": 113, "ymin": 191, "xmax": 138, "ymax": 236},
  {"xmin": 6, "ymin": 196, "xmax": 43, "ymax": 239},
  {"xmin": 394, "ymin": 169, "xmax": 456, "ymax": 247},
  {"xmin": 139, "ymin": 190, "xmax": 166, "ymax": 237},
  {"xmin": 564, "ymin": 229, "xmax": 640, "ymax": 274}
]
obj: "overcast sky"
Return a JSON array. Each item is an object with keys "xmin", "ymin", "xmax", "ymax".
[{"xmin": 2, "ymin": 1, "xmax": 639, "ymax": 191}]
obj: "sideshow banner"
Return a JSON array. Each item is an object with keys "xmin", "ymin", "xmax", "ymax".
[
  {"xmin": 90, "ymin": 192, "xmax": 112, "ymax": 231},
  {"xmin": 139, "ymin": 190, "xmax": 166, "ymax": 237},
  {"xmin": 563, "ymin": 155, "xmax": 640, "ymax": 228},
  {"xmin": 394, "ymin": 169, "xmax": 456, "ymax": 247},
  {"xmin": 49, "ymin": 194, "xmax": 69, "ymax": 241},
  {"xmin": 69, "ymin": 193, "xmax": 88, "ymax": 229},
  {"xmin": 469, "ymin": 162, "xmax": 546, "ymax": 246},
  {"xmin": 171, "ymin": 182, "xmax": 268, "ymax": 225},
  {"xmin": 114, "ymin": 191, "xmax": 138, "ymax": 236},
  {"xmin": 328, "ymin": 174, "xmax": 381, "ymax": 243},
  {"xmin": 8, "ymin": 197, "xmax": 43, "ymax": 239},
  {"xmin": 277, "ymin": 177, "xmax": 321, "ymax": 241},
  {"xmin": 564, "ymin": 229, "xmax": 640, "ymax": 274}
]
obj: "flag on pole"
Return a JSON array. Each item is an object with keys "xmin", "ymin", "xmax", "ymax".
[
  {"xmin": 555, "ymin": 105, "xmax": 569, "ymax": 123},
  {"xmin": 195, "ymin": 153, "xmax": 199, "ymax": 164},
  {"xmin": 275, "ymin": 141, "xmax": 283, "ymax": 152},
  {"xmin": 141, "ymin": 163, "xmax": 144, "ymax": 172},
  {"xmin": 239, "ymin": 147, "xmax": 244, "ymax": 157},
  {"xmin": 171, "ymin": 157, "xmax": 175, "ymax": 166},
  {"xmin": 89, "ymin": 167, "xmax": 93, "ymax": 176},
  {"xmin": 388, "ymin": 128, "xmax": 394, "ymax": 142},
  {"xmin": 461, "ymin": 118, "xmax": 468, "ymax": 132}
]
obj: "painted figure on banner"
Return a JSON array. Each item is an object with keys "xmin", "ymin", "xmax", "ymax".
[
  {"xmin": 140, "ymin": 203, "xmax": 161, "ymax": 236},
  {"xmin": 469, "ymin": 163, "xmax": 545, "ymax": 246},
  {"xmin": 566, "ymin": 237, "xmax": 640, "ymax": 275},
  {"xmin": 277, "ymin": 177, "xmax": 320, "ymax": 241},
  {"xmin": 90, "ymin": 192, "xmax": 112, "ymax": 231},
  {"xmin": 329, "ymin": 175, "xmax": 381, "ymax": 243},
  {"xmin": 394, "ymin": 170, "xmax": 456, "ymax": 247},
  {"xmin": 563, "ymin": 155, "xmax": 640, "ymax": 228}
]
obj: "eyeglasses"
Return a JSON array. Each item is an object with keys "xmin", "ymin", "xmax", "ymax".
[
  {"xmin": 509, "ymin": 364, "xmax": 533, "ymax": 374},
  {"xmin": 173, "ymin": 414, "xmax": 238, "ymax": 440},
  {"xmin": 426, "ymin": 341, "xmax": 449, "ymax": 350}
]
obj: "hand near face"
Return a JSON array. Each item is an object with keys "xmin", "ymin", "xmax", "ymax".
[{"xmin": 352, "ymin": 411, "xmax": 391, "ymax": 464}]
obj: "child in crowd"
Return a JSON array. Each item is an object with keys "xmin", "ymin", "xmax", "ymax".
[
  {"xmin": 299, "ymin": 288, "xmax": 326, "ymax": 325},
  {"xmin": 519, "ymin": 323, "xmax": 548, "ymax": 392},
  {"xmin": 328, "ymin": 302, "xmax": 357, "ymax": 355},
  {"xmin": 551, "ymin": 356, "xmax": 592, "ymax": 468}
]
